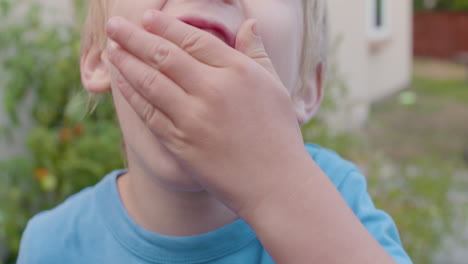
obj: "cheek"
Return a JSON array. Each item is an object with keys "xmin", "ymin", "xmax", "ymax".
[{"xmin": 257, "ymin": 15, "xmax": 303, "ymax": 92}]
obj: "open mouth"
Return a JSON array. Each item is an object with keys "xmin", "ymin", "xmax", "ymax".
[{"xmin": 178, "ymin": 16, "xmax": 235, "ymax": 48}]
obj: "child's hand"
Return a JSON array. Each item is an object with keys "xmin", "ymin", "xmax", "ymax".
[{"xmin": 106, "ymin": 10, "xmax": 310, "ymax": 217}]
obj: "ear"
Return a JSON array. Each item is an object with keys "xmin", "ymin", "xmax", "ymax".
[
  {"xmin": 80, "ymin": 46, "xmax": 111, "ymax": 93},
  {"xmin": 292, "ymin": 63, "xmax": 324, "ymax": 124}
]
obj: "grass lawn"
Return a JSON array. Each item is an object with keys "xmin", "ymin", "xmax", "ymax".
[
  {"xmin": 365, "ymin": 59, "xmax": 468, "ymax": 165},
  {"xmin": 368, "ymin": 59, "xmax": 468, "ymax": 264},
  {"xmin": 364, "ymin": 59, "xmax": 468, "ymax": 264}
]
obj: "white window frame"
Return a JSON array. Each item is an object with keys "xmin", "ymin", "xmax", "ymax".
[{"xmin": 366, "ymin": 0, "xmax": 392, "ymax": 42}]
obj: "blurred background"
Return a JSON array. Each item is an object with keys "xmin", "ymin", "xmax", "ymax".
[{"xmin": 0, "ymin": 0, "xmax": 467, "ymax": 263}]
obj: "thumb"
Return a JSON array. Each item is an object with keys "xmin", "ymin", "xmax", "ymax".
[{"xmin": 235, "ymin": 19, "xmax": 278, "ymax": 77}]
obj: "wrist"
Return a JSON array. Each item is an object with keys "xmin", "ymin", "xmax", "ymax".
[{"xmin": 237, "ymin": 153, "xmax": 320, "ymax": 226}]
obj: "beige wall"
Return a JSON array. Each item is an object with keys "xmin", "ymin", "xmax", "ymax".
[
  {"xmin": 327, "ymin": 0, "xmax": 413, "ymax": 130},
  {"xmin": 367, "ymin": 1, "xmax": 413, "ymax": 101}
]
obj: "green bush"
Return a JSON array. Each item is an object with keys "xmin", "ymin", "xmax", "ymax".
[{"xmin": 0, "ymin": 0, "xmax": 123, "ymax": 262}]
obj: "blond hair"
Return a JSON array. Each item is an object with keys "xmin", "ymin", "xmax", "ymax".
[
  {"xmin": 81, "ymin": 0, "xmax": 110, "ymax": 55},
  {"xmin": 300, "ymin": 0, "xmax": 328, "ymax": 93},
  {"xmin": 81, "ymin": 0, "xmax": 328, "ymax": 91}
]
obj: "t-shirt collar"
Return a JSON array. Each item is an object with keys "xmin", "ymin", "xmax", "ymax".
[{"xmin": 94, "ymin": 170, "xmax": 257, "ymax": 263}]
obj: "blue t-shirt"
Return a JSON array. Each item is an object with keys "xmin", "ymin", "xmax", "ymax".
[{"xmin": 17, "ymin": 143, "xmax": 413, "ymax": 263}]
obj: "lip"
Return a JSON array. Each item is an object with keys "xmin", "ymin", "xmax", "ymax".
[{"xmin": 177, "ymin": 15, "xmax": 236, "ymax": 48}]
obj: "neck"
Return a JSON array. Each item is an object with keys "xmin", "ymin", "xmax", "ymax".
[{"xmin": 117, "ymin": 157, "xmax": 239, "ymax": 237}]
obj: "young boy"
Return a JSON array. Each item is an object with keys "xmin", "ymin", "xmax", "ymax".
[{"xmin": 17, "ymin": 0, "xmax": 412, "ymax": 263}]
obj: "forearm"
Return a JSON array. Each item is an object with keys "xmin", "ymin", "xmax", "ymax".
[{"xmin": 241, "ymin": 157, "xmax": 397, "ymax": 264}]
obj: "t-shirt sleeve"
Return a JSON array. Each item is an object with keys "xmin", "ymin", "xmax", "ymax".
[
  {"xmin": 16, "ymin": 217, "xmax": 39, "ymax": 263},
  {"xmin": 337, "ymin": 170, "xmax": 413, "ymax": 264},
  {"xmin": 16, "ymin": 214, "xmax": 57, "ymax": 264}
]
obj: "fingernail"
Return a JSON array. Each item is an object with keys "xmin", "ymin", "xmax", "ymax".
[{"xmin": 106, "ymin": 17, "xmax": 120, "ymax": 36}]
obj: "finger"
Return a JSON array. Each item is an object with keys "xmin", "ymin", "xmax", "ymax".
[
  {"xmin": 141, "ymin": 9, "xmax": 237, "ymax": 67},
  {"xmin": 235, "ymin": 19, "xmax": 279, "ymax": 78},
  {"xmin": 106, "ymin": 16, "xmax": 207, "ymax": 93},
  {"xmin": 107, "ymin": 41, "xmax": 189, "ymax": 123},
  {"xmin": 113, "ymin": 67, "xmax": 177, "ymax": 142}
]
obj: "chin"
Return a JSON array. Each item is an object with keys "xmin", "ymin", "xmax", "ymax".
[{"xmin": 127, "ymin": 137, "xmax": 206, "ymax": 193}]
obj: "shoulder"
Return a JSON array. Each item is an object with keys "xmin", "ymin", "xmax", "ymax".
[
  {"xmin": 305, "ymin": 143, "xmax": 361, "ymax": 188},
  {"xmin": 17, "ymin": 181, "xmax": 103, "ymax": 263},
  {"xmin": 305, "ymin": 143, "xmax": 369, "ymax": 209}
]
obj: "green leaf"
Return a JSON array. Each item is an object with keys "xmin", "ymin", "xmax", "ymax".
[
  {"xmin": 64, "ymin": 92, "xmax": 89, "ymax": 125},
  {"xmin": 0, "ymin": 0, "xmax": 11, "ymax": 16}
]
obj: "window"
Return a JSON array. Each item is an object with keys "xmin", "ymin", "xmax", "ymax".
[
  {"xmin": 367, "ymin": 0, "xmax": 391, "ymax": 42},
  {"xmin": 375, "ymin": 0, "xmax": 383, "ymax": 27}
]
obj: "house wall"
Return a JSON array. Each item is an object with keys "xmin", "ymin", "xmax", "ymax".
[
  {"xmin": 327, "ymin": 0, "xmax": 369, "ymax": 130},
  {"xmin": 368, "ymin": 1, "xmax": 413, "ymax": 101},
  {"xmin": 327, "ymin": 0, "xmax": 413, "ymax": 130}
]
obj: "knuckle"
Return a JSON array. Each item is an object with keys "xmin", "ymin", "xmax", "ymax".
[
  {"xmin": 231, "ymin": 59, "xmax": 254, "ymax": 77},
  {"xmin": 108, "ymin": 46, "xmax": 126, "ymax": 66},
  {"xmin": 180, "ymin": 32, "xmax": 204, "ymax": 53},
  {"xmin": 142, "ymin": 102, "xmax": 156, "ymax": 123},
  {"xmin": 170, "ymin": 128, "xmax": 192, "ymax": 148},
  {"xmin": 147, "ymin": 43, "xmax": 171, "ymax": 69},
  {"xmin": 167, "ymin": 132, "xmax": 193, "ymax": 157},
  {"xmin": 140, "ymin": 70, "xmax": 159, "ymax": 89},
  {"xmin": 249, "ymin": 47, "xmax": 269, "ymax": 61}
]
